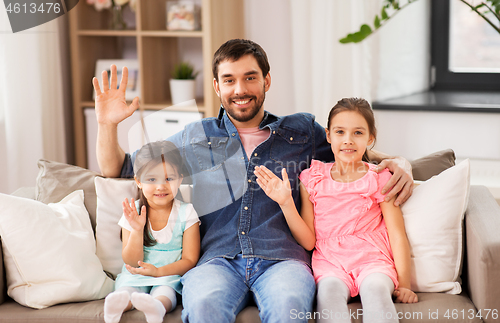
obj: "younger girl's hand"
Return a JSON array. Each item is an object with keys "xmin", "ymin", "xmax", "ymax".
[
  {"xmin": 122, "ymin": 198, "xmax": 146, "ymax": 232},
  {"xmin": 393, "ymin": 287, "xmax": 418, "ymax": 303},
  {"xmin": 254, "ymin": 166, "xmax": 292, "ymax": 206},
  {"xmin": 125, "ymin": 261, "xmax": 159, "ymax": 277}
]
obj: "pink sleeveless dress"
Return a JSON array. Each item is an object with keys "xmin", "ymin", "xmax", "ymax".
[{"xmin": 299, "ymin": 160, "xmax": 399, "ymax": 297}]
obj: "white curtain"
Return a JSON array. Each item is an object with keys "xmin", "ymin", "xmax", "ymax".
[
  {"xmin": 290, "ymin": 0, "xmax": 431, "ymax": 127},
  {"xmin": 0, "ymin": 7, "xmax": 69, "ymax": 194}
]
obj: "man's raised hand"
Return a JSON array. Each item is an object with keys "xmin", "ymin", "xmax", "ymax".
[
  {"xmin": 375, "ymin": 157, "xmax": 414, "ymax": 207},
  {"xmin": 92, "ymin": 64, "xmax": 139, "ymax": 126}
]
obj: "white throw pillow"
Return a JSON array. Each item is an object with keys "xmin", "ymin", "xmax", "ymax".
[
  {"xmin": 95, "ymin": 177, "xmax": 139, "ymax": 278},
  {"xmin": 0, "ymin": 190, "xmax": 113, "ymax": 309},
  {"xmin": 401, "ymin": 159, "xmax": 470, "ymax": 294}
]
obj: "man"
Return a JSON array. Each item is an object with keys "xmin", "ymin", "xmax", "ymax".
[{"xmin": 93, "ymin": 39, "xmax": 413, "ymax": 322}]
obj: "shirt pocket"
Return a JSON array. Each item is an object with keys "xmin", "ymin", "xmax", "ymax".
[
  {"xmin": 270, "ymin": 127, "xmax": 309, "ymax": 168},
  {"xmin": 190, "ymin": 136, "xmax": 229, "ymax": 171}
]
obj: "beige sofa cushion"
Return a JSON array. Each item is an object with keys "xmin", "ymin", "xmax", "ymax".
[
  {"xmin": 348, "ymin": 292, "xmax": 481, "ymax": 323},
  {"xmin": 35, "ymin": 159, "xmax": 103, "ymax": 231},
  {"xmin": 0, "ymin": 299, "xmax": 184, "ymax": 322},
  {"xmin": 410, "ymin": 149, "xmax": 456, "ymax": 181}
]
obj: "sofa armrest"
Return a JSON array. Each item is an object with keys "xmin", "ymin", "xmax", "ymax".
[{"xmin": 465, "ymin": 185, "xmax": 500, "ymax": 323}]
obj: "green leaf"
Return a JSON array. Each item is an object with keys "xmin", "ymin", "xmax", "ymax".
[
  {"xmin": 360, "ymin": 24, "xmax": 373, "ymax": 36},
  {"xmin": 374, "ymin": 15, "xmax": 381, "ymax": 28},
  {"xmin": 339, "ymin": 35, "xmax": 354, "ymax": 44},
  {"xmin": 339, "ymin": 24, "xmax": 373, "ymax": 43},
  {"xmin": 381, "ymin": 7, "xmax": 389, "ymax": 20},
  {"xmin": 350, "ymin": 33, "xmax": 364, "ymax": 43},
  {"xmin": 474, "ymin": 3, "xmax": 486, "ymax": 9}
]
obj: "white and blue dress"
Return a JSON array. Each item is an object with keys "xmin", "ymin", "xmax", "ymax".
[{"xmin": 114, "ymin": 199, "xmax": 200, "ymax": 294}]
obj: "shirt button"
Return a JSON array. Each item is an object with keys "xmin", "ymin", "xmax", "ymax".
[
  {"xmin": 273, "ymin": 130, "xmax": 276, "ymax": 134},
  {"xmin": 208, "ymin": 142, "xmax": 212, "ymax": 145},
  {"xmin": 232, "ymin": 133, "xmax": 236, "ymax": 136},
  {"xmin": 241, "ymin": 231, "xmax": 246, "ymax": 235},
  {"xmin": 248, "ymin": 179, "xmax": 252, "ymax": 183},
  {"xmin": 244, "ymin": 206, "xmax": 248, "ymax": 210},
  {"xmin": 254, "ymin": 153, "xmax": 258, "ymax": 157},
  {"xmin": 241, "ymin": 157, "xmax": 245, "ymax": 160},
  {"xmin": 290, "ymin": 137, "xmax": 293, "ymax": 141}
]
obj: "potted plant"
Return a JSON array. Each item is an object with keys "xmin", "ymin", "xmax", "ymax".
[
  {"xmin": 169, "ymin": 61, "xmax": 199, "ymax": 105},
  {"xmin": 339, "ymin": 0, "xmax": 500, "ymax": 44}
]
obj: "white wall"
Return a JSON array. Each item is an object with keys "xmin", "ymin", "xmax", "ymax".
[
  {"xmin": 375, "ymin": 110, "xmax": 500, "ymax": 161},
  {"xmin": 375, "ymin": 110, "xmax": 500, "ymax": 199},
  {"xmin": 244, "ymin": 0, "xmax": 295, "ymax": 117}
]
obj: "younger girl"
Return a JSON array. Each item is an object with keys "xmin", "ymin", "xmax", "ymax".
[
  {"xmin": 254, "ymin": 98, "xmax": 417, "ymax": 323},
  {"xmin": 104, "ymin": 141, "xmax": 200, "ymax": 323}
]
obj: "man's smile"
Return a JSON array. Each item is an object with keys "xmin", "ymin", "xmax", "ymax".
[{"xmin": 232, "ymin": 97, "xmax": 254, "ymax": 107}]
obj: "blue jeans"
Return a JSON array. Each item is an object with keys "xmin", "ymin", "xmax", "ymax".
[{"xmin": 181, "ymin": 255, "xmax": 315, "ymax": 323}]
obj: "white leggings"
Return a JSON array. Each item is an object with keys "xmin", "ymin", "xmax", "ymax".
[
  {"xmin": 316, "ymin": 273, "xmax": 398, "ymax": 323},
  {"xmin": 115, "ymin": 286, "xmax": 177, "ymax": 309}
]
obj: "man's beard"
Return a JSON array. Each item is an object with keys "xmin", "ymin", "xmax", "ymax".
[{"xmin": 221, "ymin": 87, "xmax": 266, "ymax": 123}]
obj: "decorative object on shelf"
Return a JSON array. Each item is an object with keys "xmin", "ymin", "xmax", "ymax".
[
  {"xmin": 86, "ymin": 0, "xmax": 137, "ymax": 30},
  {"xmin": 94, "ymin": 59, "xmax": 140, "ymax": 101},
  {"xmin": 166, "ymin": 1, "xmax": 201, "ymax": 31},
  {"xmin": 169, "ymin": 61, "xmax": 199, "ymax": 105},
  {"xmin": 109, "ymin": 4, "xmax": 126, "ymax": 30}
]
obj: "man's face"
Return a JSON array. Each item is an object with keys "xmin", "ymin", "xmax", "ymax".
[{"xmin": 213, "ymin": 54, "xmax": 271, "ymax": 127}]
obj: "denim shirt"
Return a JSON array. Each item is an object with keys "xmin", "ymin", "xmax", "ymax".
[{"xmin": 121, "ymin": 110, "xmax": 334, "ymax": 266}]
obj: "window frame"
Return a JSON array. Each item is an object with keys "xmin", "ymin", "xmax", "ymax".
[{"xmin": 431, "ymin": 0, "xmax": 500, "ymax": 91}]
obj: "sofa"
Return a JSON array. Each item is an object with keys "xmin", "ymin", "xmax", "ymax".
[{"xmin": 0, "ymin": 149, "xmax": 499, "ymax": 323}]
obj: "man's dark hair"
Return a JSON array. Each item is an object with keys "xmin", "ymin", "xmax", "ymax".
[{"xmin": 212, "ymin": 39, "xmax": 270, "ymax": 82}]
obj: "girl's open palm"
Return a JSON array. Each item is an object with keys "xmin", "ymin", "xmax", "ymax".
[
  {"xmin": 254, "ymin": 166, "xmax": 292, "ymax": 206},
  {"xmin": 92, "ymin": 64, "xmax": 139, "ymax": 126},
  {"xmin": 125, "ymin": 261, "xmax": 159, "ymax": 277},
  {"xmin": 122, "ymin": 198, "xmax": 146, "ymax": 232}
]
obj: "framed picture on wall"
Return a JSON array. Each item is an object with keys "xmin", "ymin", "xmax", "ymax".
[{"xmin": 93, "ymin": 59, "xmax": 140, "ymax": 101}]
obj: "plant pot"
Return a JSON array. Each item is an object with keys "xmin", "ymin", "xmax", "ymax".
[{"xmin": 169, "ymin": 79, "xmax": 196, "ymax": 105}]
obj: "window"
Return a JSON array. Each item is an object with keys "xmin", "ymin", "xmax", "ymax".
[{"xmin": 431, "ymin": 0, "xmax": 500, "ymax": 91}]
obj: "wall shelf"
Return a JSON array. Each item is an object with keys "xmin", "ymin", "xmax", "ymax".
[
  {"xmin": 373, "ymin": 90, "xmax": 500, "ymax": 113},
  {"xmin": 68, "ymin": 0, "xmax": 244, "ymax": 168}
]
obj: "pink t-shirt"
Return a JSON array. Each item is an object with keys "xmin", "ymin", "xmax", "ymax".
[
  {"xmin": 299, "ymin": 160, "xmax": 399, "ymax": 297},
  {"xmin": 237, "ymin": 127, "xmax": 270, "ymax": 159}
]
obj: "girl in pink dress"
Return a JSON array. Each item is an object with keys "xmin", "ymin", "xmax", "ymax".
[{"xmin": 254, "ymin": 98, "xmax": 417, "ymax": 322}]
